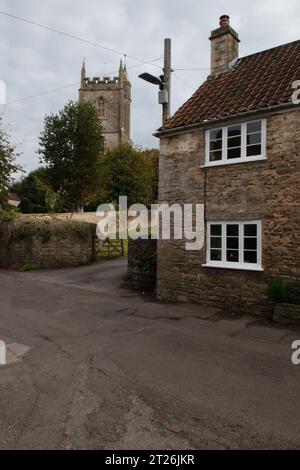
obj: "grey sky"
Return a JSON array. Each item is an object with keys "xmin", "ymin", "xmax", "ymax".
[{"xmin": 0, "ymin": 0, "xmax": 299, "ymax": 175}]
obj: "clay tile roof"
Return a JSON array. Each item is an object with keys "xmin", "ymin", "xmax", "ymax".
[{"xmin": 163, "ymin": 40, "xmax": 300, "ymax": 130}]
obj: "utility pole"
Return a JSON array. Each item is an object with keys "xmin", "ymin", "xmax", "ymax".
[
  {"xmin": 162, "ymin": 38, "xmax": 171, "ymax": 124},
  {"xmin": 139, "ymin": 37, "xmax": 172, "ymax": 125}
]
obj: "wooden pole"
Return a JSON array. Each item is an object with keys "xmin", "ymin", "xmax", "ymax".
[{"xmin": 163, "ymin": 38, "xmax": 171, "ymax": 124}]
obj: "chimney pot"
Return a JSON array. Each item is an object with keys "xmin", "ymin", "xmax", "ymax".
[{"xmin": 219, "ymin": 15, "xmax": 230, "ymax": 27}]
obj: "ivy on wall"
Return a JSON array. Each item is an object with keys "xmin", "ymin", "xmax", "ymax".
[{"xmin": 0, "ymin": 217, "xmax": 95, "ymax": 245}]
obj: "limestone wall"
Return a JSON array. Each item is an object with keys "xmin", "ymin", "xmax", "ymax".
[{"xmin": 0, "ymin": 219, "xmax": 96, "ymax": 270}]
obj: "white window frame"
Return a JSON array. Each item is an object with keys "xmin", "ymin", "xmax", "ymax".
[
  {"xmin": 204, "ymin": 119, "xmax": 267, "ymax": 167},
  {"xmin": 203, "ymin": 220, "xmax": 263, "ymax": 271}
]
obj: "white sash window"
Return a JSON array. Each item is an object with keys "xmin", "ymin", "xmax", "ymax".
[{"xmin": 205, "ymin": 120, "xmax": 266, "ymax": 166}]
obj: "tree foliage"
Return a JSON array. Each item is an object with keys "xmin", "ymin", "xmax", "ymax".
[
  {"xmin": 38, "ymin": 100, "xmax": 105, "ymax": 211},
  {"xmin": 10, "ymin": 167, "xmax": 55, "ymax": 214},
  {"xmin": 0, "ymin": 117, "xmax": 22, "ymax": 212},
  {"xmin": 140, "ymin": 148, "xmax": 159, "ymax": 204},
  {"xmin": 100, "ymin": 144, "xmax": 159, "ymax": 207}
]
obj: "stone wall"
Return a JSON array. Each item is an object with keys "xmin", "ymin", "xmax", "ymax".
[
  {"xmin": 0, "ymin": 219, "xmax": 96, "ymax": 270},
  {"xmin": 157, "ymin": 109, "xmax": 300, "ymax": 316}
]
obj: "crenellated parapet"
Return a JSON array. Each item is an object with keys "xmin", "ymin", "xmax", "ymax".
[
  {"xmin": 82, "ymin": 76, "xmax": 121, "ymax": 87},
  {"xmin": 79, "ymin": 59, "xmax": 131, "ymax": 148}
]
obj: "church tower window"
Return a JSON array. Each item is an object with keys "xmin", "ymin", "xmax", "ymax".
[{"xmin": 98, "ymin": 97, "xmax": 106, "ymax": 118}]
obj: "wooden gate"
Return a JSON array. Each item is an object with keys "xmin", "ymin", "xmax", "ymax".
[{"xmin": 96, "ymin": 238, "xmax": 125, "ymax": 258}]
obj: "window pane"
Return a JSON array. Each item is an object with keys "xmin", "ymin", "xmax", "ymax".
[
  {"xmin": 227, "ymin": 125, "xmax": 241, "ymax": 137},
  {"xmin": 211, "ymin": 237, "xmax": 222, "ymax": 249},
  {"xmin": 210, "ymin": 128, "xmax": 222, "ymax": 141},
  {"xmin": 209, "ymin": 150, "xmax": 222, "ymax": 162},
  {"xmin": 244, "ymin": 251, "xmax": 257, "ymax": 264},
  {"xmin": 244, "ymin": 238, "xmax": 257, "ymax": 250},
  {"xmin": 227, "ymin": 237, "xmax": 239, "ymax": 249},
  {"xmin": 228, "ymin": 136, "xmax": 241, "ymax": 148},
  {"xmin": 246, "ymin": 144, "xmax": 261, "ymax": 157},
  {"xmin": 226, "ymin": 223, "xmax": 239, "ymax": 263},
  {"xmin": 227, "ymin": 250, "xmax": 239, "ymax": 262},
  {"xmin": 210, "ymin": 139, "xmax": 222, "ymax": 151},
  {"xmin": 247, "ymin": 133, "xmax": 261, "ymax": 145},
  {"xmin": 211, "ymin": 224, "xmax": 222, "ymax": 236},
  {"xmin": 210, "ymin": 249, "xmax": 222, "ymax": 261},
  {"xmin": 244, "ymin": 224, "xmax": 257, "ymax": 237},
  {"xmin": 227, "ymin": 225, "xmax": 239, "ymax": 237},
  {"xmin": 247, "ymin": 121, "xmax": 262, "ymax": 134},
  {"xmin": 228, "ymin": 147, "xmax": 241, "ymax": 159}
]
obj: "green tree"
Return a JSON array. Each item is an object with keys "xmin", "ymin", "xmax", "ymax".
[
  {"xmin": 38, "ymin": 100, "xmax": 104, "ymax": 212},
  {"xmin": 141, "ymin": 148, "xmax": 159, "ymax": 204},
  {"xmin": 10, "ymin": 167, "xmax": 56, "ymax": 214},
  {"xmin": 100, "ymin": 144, "xmax": 158, "ymax": 207},
  {"xmin": 0, "ymin": 117, "xmax": 22, "ymax": 214}
]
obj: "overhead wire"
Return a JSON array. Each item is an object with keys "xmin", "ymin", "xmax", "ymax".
[
  {"xmin": 0, "ymin": 10, "xmax": 207, "ymax": 106},
  {"xmin": 0, "ymin": 9, "xmax": 162, "ymax": 70},
  {"xmin": 1, "ymin": 56, "xmax": 163, "ymax": 107}
]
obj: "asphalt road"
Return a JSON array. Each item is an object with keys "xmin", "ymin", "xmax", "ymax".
[{"xmin": 0, "ymin": 258, "xmax": 299, "ymax": 450}]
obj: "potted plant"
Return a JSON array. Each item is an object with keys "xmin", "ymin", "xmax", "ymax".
[{"xmin": 127, "ymin": 240, "xmax": 157, "ymax": 292}]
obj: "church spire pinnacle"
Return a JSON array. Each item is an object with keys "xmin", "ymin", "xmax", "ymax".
[
  {"xmin": 119, "ymin": 58, "xmax": 129, "ymax": 82},
  {"xmin": 81, "ymin": 59, "xmax": 86, "ymax": 86},
  {"xmin": 81, "ymin": 59, "xmax": 86, "ymax": 75}
]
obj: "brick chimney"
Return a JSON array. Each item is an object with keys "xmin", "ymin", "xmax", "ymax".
[{"xmin": 209, "ymin": 15, "xmax": 240, "ymax": 75}]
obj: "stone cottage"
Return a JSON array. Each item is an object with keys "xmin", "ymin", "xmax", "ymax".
[{"xmin": 155, "ymin": 15, "xmax": 300, "ymax": 316}]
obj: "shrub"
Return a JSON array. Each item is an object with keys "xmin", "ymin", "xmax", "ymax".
[
  {"xmin": 267, "ymin": 278, "xmax": 287, "ymax": 304},
  {"xmin": 0, "ymin": 217, "xmax": 94, "ymax": 245},
  {"xmin": 131, "ymin": 249, "xmax": 157, "ymax": 273},
  {"xmin": 267, "ymin": 279, "xmax": 300, "ymax": 305},
  {"xmin": 286, "ymin": 283, "xmax": 300, "ymax": 305},
  {"xmin": 19, "ymin": 263, "xmax": 38, "ymax": 272},
  {"xmin": 128, "ymin": 240, "xmax": 157, "ymax": 274}
]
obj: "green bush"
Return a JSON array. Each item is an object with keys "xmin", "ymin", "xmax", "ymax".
[
  {"xmin": 129, "ymin": 241, "xmax": 157, "ymax": 274},
  {"xmin": 19, "ymin": 263, "xmax": 38, "ymax": 272},
  {"xmin": 267, "ymin": 279, "xmax": 300, "ymax": 305},
  {"xmin": 11, "ymin": 223, "xmax": 51, "ymax": 243},
  {"xmin": 286, "ymin": 283, "xmax": 300, "ymax": 305},
  {"xmin": 131, "ymin": 250, "xmax": 157, "ymax": 273},
  {"xmin": 267, "ymin": 278, "xmax": 287, "ymax": 304},
  {"xmin": 1, "ymin": 218, "xmax": 94, "ymax": 245}
]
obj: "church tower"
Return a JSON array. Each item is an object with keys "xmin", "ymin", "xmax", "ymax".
[{"xmin": 79, "ymin": 60, "xmax": 131, "ymax": 148}]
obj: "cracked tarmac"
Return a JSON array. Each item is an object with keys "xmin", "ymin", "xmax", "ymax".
[{"xmin": 0, "ymin": 257, "xmax": 300, "ymax": 449}]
